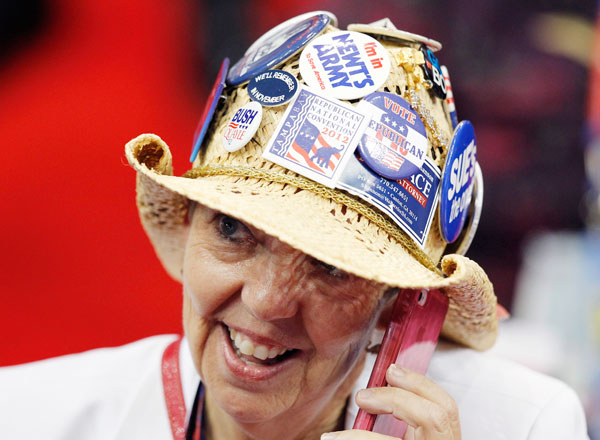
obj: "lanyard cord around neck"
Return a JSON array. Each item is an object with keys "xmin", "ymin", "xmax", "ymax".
[{"xmin": 161, "ymin": 338, "xmax": 205, "ymax": 440}]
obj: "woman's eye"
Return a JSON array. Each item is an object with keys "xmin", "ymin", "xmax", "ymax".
[
  {"xmin": 216, "ymin": 214, "xmax": 253, "ymax": 243},
  {"xmin": 316, "ymin": 260, "xmax": 348, "ymax": 280}
]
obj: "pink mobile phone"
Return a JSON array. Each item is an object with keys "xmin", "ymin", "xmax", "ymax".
[{"xmin": 353, "ymin": 288, "xmax": 449, "ymax": 437}]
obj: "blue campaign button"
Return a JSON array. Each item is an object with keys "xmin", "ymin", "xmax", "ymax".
[
  {"xmin": 420, "ymin": 45, "xmax": 446, "ymax": 99},
  {"xmin": 444, "ymin": 162, "xmax": 483, "ymax": 255},
  {"xmin": 190, "ymin": 57, "xmax": 229, "ymax": 162},
  {"xmin": 439, "ymin": 120, "xmax": 477, "ymax": 243},
  {"xmin": 248, "ymin": 69, "xmax": 298, "ymax": 107},
  {"xmin": 356, "ymin": 92, "xmax": 429, "ymax": 180},
  {"xmin": 226, "ymin": 13, "xmax": 329, "ymax": 86}
]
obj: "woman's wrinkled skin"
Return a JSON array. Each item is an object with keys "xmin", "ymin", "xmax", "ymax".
[{"xmin": 182, "ymin": 205, "xmax": 460, "ymax": 440}]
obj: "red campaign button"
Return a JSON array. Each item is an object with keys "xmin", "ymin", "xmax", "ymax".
[{"xmin": 190, "ymin": 58, "xmax": 229, "ymax": 163}]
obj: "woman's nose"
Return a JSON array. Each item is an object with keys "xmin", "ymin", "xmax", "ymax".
[{"xmin": 240, "ymin": 254, "xmax": 306, "ymax": 321}]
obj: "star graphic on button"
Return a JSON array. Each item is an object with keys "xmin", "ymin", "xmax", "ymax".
[
  {"xmin": 398, "ymin": 126, "xmax": 405, "ymax": 132},
  {"xmin": 391, "ymin": 120, "xmax": 398, "ymax": 127},
  {"xmin": 384, "ymin": 116, "xmax": 391, "ymax": 123}
]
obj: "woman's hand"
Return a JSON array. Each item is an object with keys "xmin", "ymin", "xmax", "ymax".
[{"xmin": 321, "ymin": 364, "xmax": 461, "ymax": 440}]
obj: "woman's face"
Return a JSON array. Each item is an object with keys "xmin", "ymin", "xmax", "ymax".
[{"xmin": 182, "ymin": 205, "xmax": 389, "ymax": 436}]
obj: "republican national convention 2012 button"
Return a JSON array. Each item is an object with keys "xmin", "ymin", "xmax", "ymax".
[
  {"xmin": 347, "ymin": 19, "xmax": 442, "ymax": 52},
  {"xmin": 299, "ymin": 30, "xmax": 391, "ymax": 100},
  {"xmin": 439, "ymin": 120, "xmax": 477, "ymax": 243},
  {"xmin": 222, "ymin": 101, "xmax": 263, "ymax": 153},
  {"xmin": 356, "ymin": 92, "xmax": 428, "ymax": 180},
  {"xmin": 190, "ymin": 57, "xmax": 229, "ymax": 163},
  {"xmin": 226, "ymin": 13, "xmax": 330, "ymax": 86},
  {"xmin": 248, "ymin": 70, "xmax": 298, "ymax": 107}
]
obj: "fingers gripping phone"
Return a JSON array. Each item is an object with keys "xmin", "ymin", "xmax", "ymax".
[{"xmin": 353, "ymin": 288, "xmax": 449, "ymax": 437}]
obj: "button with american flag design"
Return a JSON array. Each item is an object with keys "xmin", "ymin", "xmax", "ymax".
[
  {"xmin": 356, "ymin": 92, "xmax": 428, "ymax": 180},
  {"xmin": 262, "ymin": 85, "xmax": 370, "ymax": 188}
]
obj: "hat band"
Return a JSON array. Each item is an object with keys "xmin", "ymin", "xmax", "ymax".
[{"xmin": 183, "ymin": 165, "xmax": 441, "ymax": 273}]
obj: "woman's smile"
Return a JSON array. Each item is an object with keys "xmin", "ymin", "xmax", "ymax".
[
  {"xmin": 225, "ymin": 324, "xmax": 298, "ymax": 364},
  {"xmin": 220, "ymin": 323, "xmax": 302, "ymax": 382}
]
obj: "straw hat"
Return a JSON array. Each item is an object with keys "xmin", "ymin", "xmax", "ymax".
[{"xmin": 125, "ymin": 18, "xmax": 498, "ymax": 351}]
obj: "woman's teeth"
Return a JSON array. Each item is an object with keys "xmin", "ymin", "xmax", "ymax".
[{"xmin": 229, "ymin": 327, "xmax": 289, "ymax": 361}]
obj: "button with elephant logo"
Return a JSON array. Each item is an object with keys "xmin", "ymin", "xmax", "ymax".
[{"xmin": 262, "ymin": 85, "xmax": 371, "ymax": 188}]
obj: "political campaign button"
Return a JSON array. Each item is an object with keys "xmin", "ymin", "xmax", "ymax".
[
  {"xmin": 248, "ymin": 69, "xmax": 298, "ymax": 107},
  {"xmin": 190, "ymin": 57, "xmax": 229, "ymax": 163},
  {"xmin": 299, "ymin": 30, "xmax": 391, "ymax": 100},
  {"xmin": 227, "ymin": 13, "xmax": 330, "ymax": 86},
  {"xmin": 356, "ymin": 92, "xmax": 428, "ymax": 180},
  {"xmin": 439, "ymin": 120, "xmax": 477, "ymax": 243},
  {"xmin": 420, "ymin": 45, "xmax": 446, "ymax": 99},
  {"xmin": 348, "ymin": 19, "xmax": 442, "ymax": 52},
  {"xmin": 444, "ymin": 162, "xmax": 483, "ymax": 256},
  {"xmin": 338, "ymin": 153, "xmax": 442, "ymax": 248},
  {"xmin": 262, "ymin": 85, "xmax": 370, "ymax": 188},
  {"xmin": 222, "ymin": 101, "xmax": 263, "ymax": 152},
  {"xmin": 245, "ymin": 11, "xmax": 337, "ymax": 57},
  {"xmin": 441, "ymin": 65, "xmax": 458, "ymax": 129}
]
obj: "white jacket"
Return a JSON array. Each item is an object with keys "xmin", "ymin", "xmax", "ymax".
[{"xmin": 0, "ymin": 335, "xmax": 589, "ymax": 439}]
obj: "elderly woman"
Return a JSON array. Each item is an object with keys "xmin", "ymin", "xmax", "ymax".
[{"xmin": 0, "ymin": 12, "xmax": 589, "ymax": 440}]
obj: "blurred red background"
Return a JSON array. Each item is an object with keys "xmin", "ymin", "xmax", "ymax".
[
  {"xmin": 0, "ymin": 0, "xmax": 593, "ymax": 365},
  {"xmin": 0, "ymin": 0, "xmax": 202, "ymax": 365}
]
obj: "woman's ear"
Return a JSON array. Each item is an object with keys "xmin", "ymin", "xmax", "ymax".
[{"xmin": 375, "ymin": 287, "xmax": 399, "ymax": 330}]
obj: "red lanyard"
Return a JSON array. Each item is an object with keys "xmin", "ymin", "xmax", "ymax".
[
  {"xmin": 161, "ymin": 338, "xmax": 204, "ymax": 440},
  {"xmin": 162, "ymin": 338, "xmax": 187, "ymax": 440}
]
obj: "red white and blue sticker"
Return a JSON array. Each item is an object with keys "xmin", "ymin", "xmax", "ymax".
[
  {"xmin": 338, "ymin": 153, "xmax": 441, "ymax": 248},
  {"xmin": 227, "ymin": 14, "xmax": 329, "ymax": 86},
  {"xmin": 222, "ymin": 101, "xmax": 263, "ymax": 152},
  {"xmin": 248, "ymin": 70, "xmax": 298, "ymax": 107},
  {"xmin": 262, "ymin": 85, "xmax": 370, "ymax": 188},
  {"xmin": 439, "ymin": 120, "xmax": 477, "ymax": 243},
  {"xmin": 190, "ymin": 57, "xmax": 229, "ymax": 162},
  {"xmin": 420, "ymin": 45, "xmax": 446, "ymax": 100},
  {"xmin": 441, "ymin": 65, "xmax": 458, "ymax": 129},
  {"xmin": 356, "ymin": 92, "xmax": 428, "ymax": 180},
  {"xmin": 299, "ymin": 31, "xmax": 391, "ymax": 100}
]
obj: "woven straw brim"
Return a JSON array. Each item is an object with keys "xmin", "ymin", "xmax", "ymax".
[{"xmin": 126, "ymin": 134, "xmax": 497, "ymax": 350}]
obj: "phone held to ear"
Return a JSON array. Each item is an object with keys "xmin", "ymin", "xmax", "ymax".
[{"xmin": 353, "ymin": 288, "xmax": 449, "ymax": 437}]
